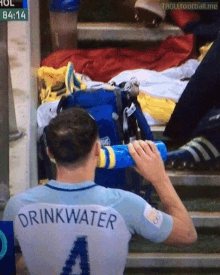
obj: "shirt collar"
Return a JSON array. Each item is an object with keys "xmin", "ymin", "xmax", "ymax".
[{"xmin": 45, "ymin": 180, "xmax": 97, "ymax": 192}]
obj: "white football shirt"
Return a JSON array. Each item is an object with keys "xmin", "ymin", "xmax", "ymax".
[{"xmin": 4, "ymin": 180, "xmax": 173, "ymax": 275}]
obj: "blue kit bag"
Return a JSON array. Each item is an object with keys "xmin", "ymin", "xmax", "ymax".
[
  {"xmin": 38, "ymin": 67, "xmax": 158, "ymax": 200},
  {"xmin": 55, "ymin": 84, "xmax": 155, "ymax": 191}
]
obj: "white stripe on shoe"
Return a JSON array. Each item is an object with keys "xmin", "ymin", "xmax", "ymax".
[
  {"xmin": 193, "ymin": 136, "xmax": 220, "ymax": 158},
  {"xmin": 180, "ymin": 146, "xmax": 201, "ymax": 162},
  {"xmin": 187, "ymin": 140, "xmax": 211, "ymax": 161}
]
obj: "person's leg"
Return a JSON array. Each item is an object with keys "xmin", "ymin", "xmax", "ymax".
[
  {"xmin": 164, "ymin": 31, "xmax": 220, "ymax": 142},
  {"xmin": 165, "ymin": 134, "xmax": 220, "ymax": 170},
  {"xmin": 165, "ymin": 108, "xmax": 220, "ymax": 170},
  {"xmin": 185, "ymin": 18, "xmax": 220, "ymax": 43}
]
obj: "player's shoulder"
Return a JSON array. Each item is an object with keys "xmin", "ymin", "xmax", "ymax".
[
  {"xmin": 3, "ymin": 185, "xmax": 48, "ymax": 221},
  {"xmin": 112, "ymin": 187, "xmax": 146, "ymax": 201},
  {"xmin": 99, "ymin": 186, "xmax": 146, "ymax": 208},
  {"xmin": 7, "ymin": 185, "xmax": 48, "ymax": 205}
]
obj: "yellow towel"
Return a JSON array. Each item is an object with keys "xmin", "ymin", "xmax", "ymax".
[
  {"xmin": 38, "ymin": 65, "xmax": 87, "ymax": 103},
  {"xmin": 198, "ymin": 42, "xmax": 213, "ymax": 61},
  {"xmin": 38, "ymin": 66, "xmax": 67, "ymax": 88},
  {"xmin": 138, "ymin": 91, "xmax": 176, "ymax": 123},
  {"xmin": 38, "ymin": 66, "xmax": 67, "ymax": 103}
]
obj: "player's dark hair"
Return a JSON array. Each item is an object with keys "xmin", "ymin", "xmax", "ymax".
[{"xmin": 47, "ymin": 107, "xmax": 99, "ymax": 167}]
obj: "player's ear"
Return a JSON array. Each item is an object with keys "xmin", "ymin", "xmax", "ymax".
[
  {"xmin": 47, "ymin": 148, "xmax": 56, "ymax": 163},
  {"xmin": 94, "ymin": 140, "xmax": 101, "ymax": 157}
]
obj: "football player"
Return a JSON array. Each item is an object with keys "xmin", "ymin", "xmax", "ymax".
[{"xmin": 4, "ymin": 107, "xmax": 197, "ymax": 275}]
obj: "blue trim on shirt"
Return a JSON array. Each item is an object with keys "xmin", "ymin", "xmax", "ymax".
[{"xmin": 45, "ymin": 183, "xmax": 97, "ymax": 192}]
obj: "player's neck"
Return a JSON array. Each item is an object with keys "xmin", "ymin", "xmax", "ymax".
[
  {"xmin": 56, "ymin": 162, "xmax": 96, "ymax": 184},
  {"xmin": 54, "ymin": 142, "xmax": 99, "ymax": 184}
]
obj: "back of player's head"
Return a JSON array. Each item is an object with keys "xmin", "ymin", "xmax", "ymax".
[{"xmin": 47, "ymin": 107, "xmax": 99, "ymax": 167}]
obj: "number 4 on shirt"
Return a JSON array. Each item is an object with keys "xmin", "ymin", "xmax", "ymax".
[{"xmin": 61, "ymin": 236, "xmax": 90, "ymax": 275}]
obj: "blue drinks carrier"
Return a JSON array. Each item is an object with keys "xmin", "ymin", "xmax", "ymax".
[
  {"xmin": 56, "ymin": 84, "xmax": 154, "ymax": 189},
  {"xmin": 39, "ymin": 77, "xmax": 158, "ymax": 202}
]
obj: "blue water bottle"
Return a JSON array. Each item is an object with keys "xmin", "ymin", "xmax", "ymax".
[
  {"xmin": 97, "ymin": 141, "xmax": 167, "ymax": 169},
  {"xmin": 49, "ymin": 0, "xmax": 80, "ymax": 12}
]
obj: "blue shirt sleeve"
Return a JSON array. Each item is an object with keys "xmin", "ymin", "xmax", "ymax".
[{"xmin": 113, "ymin": 189, "xmax": 173, "ymax": 243}]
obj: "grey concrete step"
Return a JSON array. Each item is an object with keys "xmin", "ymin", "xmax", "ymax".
[
  {"xmin": 151, "ymin": 125, "xmax": 167, "ymax": 141},
  {"xmin": 168, "ymin": 171, "xmax": 220, "ymax": 186},
  {"xmin": 126, "ymin": 253, "xmax": 220, "ymax": 268},
  {"xmin": 142, "ymin": 170, "xmax": 220, "ymax": 186},
  {"xmin": 191, "ymin": 212, "xmax": 220, "ymax": 228},
  {"xmin": 151, "ymin": 125, "xmax": 165, "ymax": 132},
  {"xmin": 77, "ymin": 22, "xmax": 183, "ymax": 42}
]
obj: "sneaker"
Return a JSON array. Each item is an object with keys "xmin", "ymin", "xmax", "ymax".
[
  {"xmin": 134, "ymin": 0, "xmax": 166, "ymax": 27},
  {"xmin": 165, "ymin": 136, "xmax": 220, "ymax": 171}
]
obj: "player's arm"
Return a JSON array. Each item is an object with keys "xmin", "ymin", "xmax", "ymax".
[{"xmin": 128, "ymin": 140, "xmax": 197, "ymax": 247}]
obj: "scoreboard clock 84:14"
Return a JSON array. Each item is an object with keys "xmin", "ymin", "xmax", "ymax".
[{"xmin": 0, "ymin": 9, "xmax": 28, "ymax": 20}]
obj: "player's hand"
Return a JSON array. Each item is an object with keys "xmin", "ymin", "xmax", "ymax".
[{"xmin": 128, "ymin": 140, "xmax": 167, "ymax": 185}]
